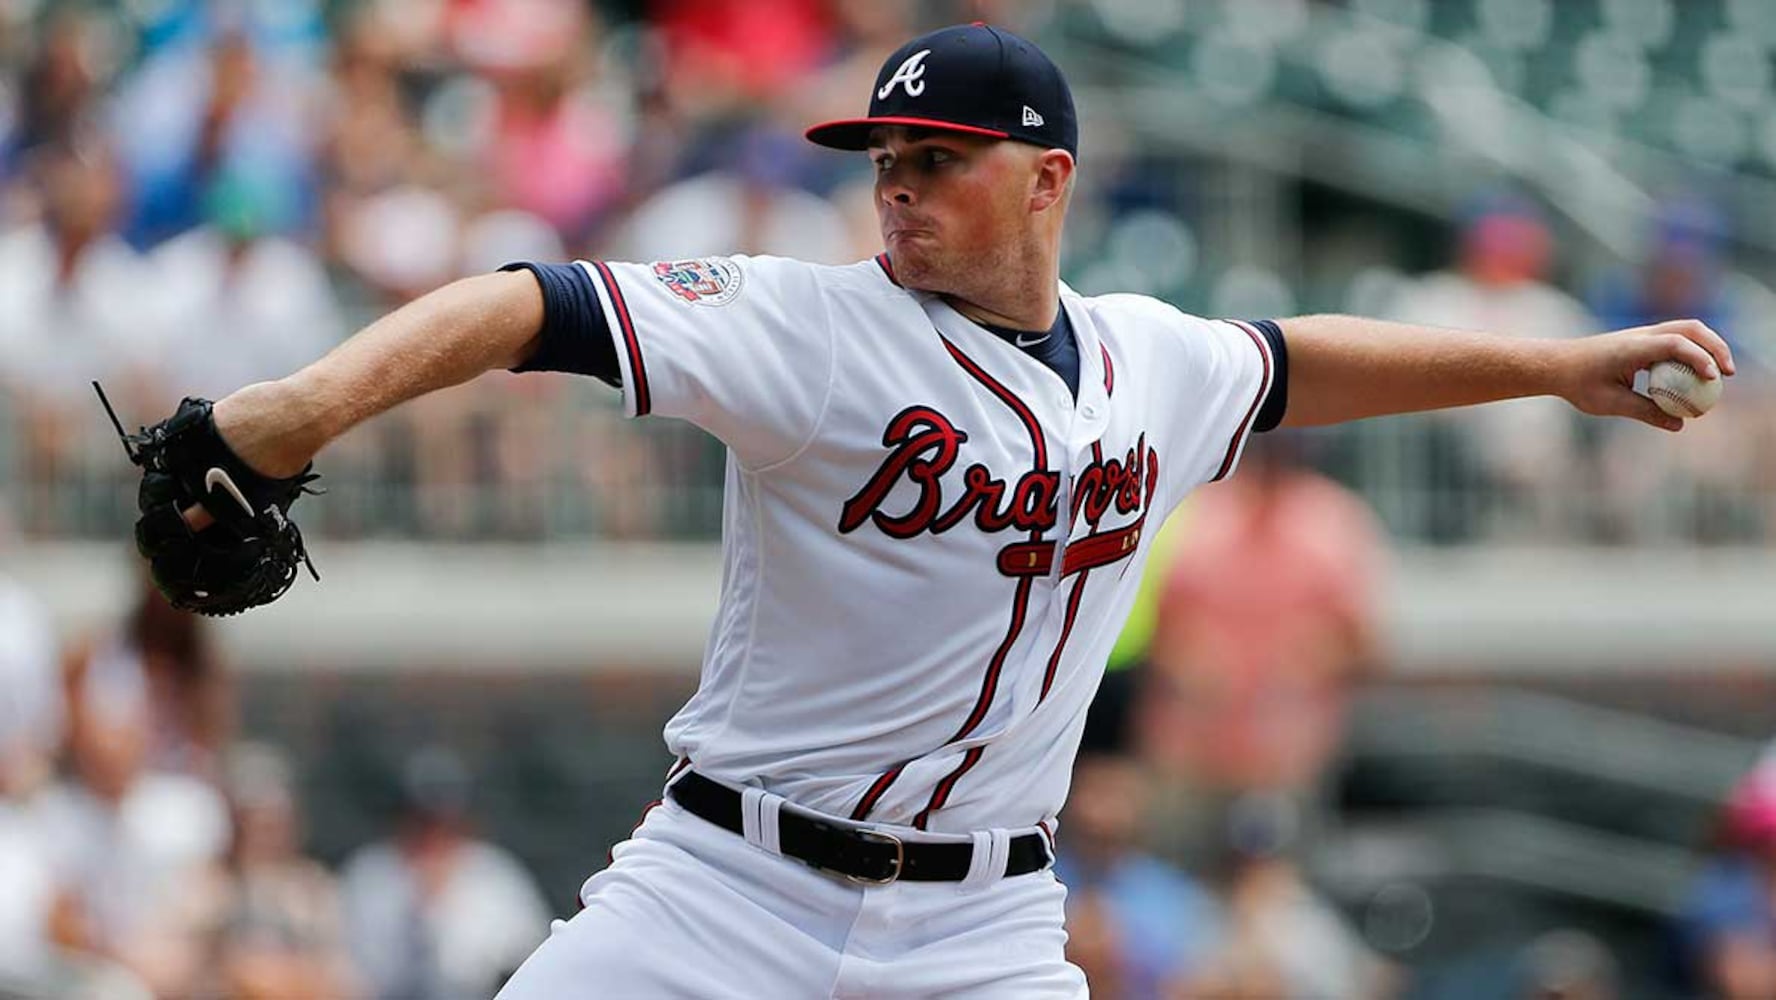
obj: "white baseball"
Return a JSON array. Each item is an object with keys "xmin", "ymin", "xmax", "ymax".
[{"xmin": 1646, "ymin": 360, "xmax": 1723, "ymax": 418}]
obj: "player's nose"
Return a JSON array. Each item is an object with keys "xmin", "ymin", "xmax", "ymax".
[{"xmin": 876, "ymin": 171, "xmax": 916, "ymax": 206}]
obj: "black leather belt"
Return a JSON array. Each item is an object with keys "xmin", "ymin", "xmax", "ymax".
[{"xmin": 667, "ymin": 770, "xmax": 1052, "ymax": 884}]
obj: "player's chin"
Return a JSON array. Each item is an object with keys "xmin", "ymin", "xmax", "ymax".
[{"xmin": 883, "ymin": 242, "xmax": 942, "ymax": 289}]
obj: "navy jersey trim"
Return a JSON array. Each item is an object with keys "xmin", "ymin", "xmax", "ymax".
[
  {"xmin": 1213, "ymin": 320, "xmax": 1276, "ymax": 482},
  {"xmin": 1250, "ymin": 319, "xmax": 1288, "ymax": 432},
  {"xmin": 590, "ymin": 261, "xmax": 650, "ymax": 416},
  {"xmin": 500, "ymin": 261, "xmax": 621, "ymax": 386}
]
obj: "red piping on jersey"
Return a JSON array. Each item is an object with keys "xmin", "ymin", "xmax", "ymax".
[
  {"xmin": 1212, "ymin": 320, "xmax": 1273, "ymax": 481},
  {"xmin": 875, "ymin": 253, "xmax": 900, "ymax": 286},
  {"xmin": 1039, "ymin": 439, "xmax": 1105, "ymax": 702},
  {"xmin": 592, "ymin": 260, "xmax": 650, "ymax": 416},
  {"xmin": 853, "ymin": 336, "xmax": 1050, "ymax": 825},
  {"xmin": 1041, "ymin": 575, "xmax": 1087, "ymax": 701},
  {"xmin": 939, "ymin": 337, "xmax": 1049, "ymax": 471},
  {"xmin": 850, "ymin": 762, "xmax": 909, "ymax": 821},
  {"xmin": 909, "ymin": 336, "xmax": 1052, "ymax": 828},
  {"xmin": 912, "ymin": 746, "xmax": 983, "ymax": 829},
  {"xmin": 1100, "ymin": 344, "xmax": 1115, "ymax": 396}
]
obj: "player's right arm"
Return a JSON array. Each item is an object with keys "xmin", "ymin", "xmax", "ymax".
[{"xmin": 210, "ymin": 270, "xmax": 545, "ymax": 479}]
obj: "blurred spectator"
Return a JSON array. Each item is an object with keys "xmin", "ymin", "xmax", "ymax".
[
  {"xmin": 1135, "ymin": 433, "xmax": 1386, "ymax": 813},
  {"xmin": 1387, "ymin": 195, "xmax": 1598, "ymax": 540},
  {"xmin": 319, "ymin": 3, "xmax": 452, "ymax": 309},
  {"xmin": 0, "ymin": 141, "xmax": 173, "ymax": 533},
  {"xmin": 35, "ymin": 626, "xmax": 230, "ymax": 997},
  {"xmin": 109, "ymin": 17, "xmax": 323, "ymax": 248},
  {"xmin": 0, "ymin": 518, "xmax": 62, "ymax": 985},
  {"xmin": 5, "ymin": 9, "xmax": 110, "ymax": 171},
  {"xmin": 1589, "ymin": 195, "xmax": 1776, "ymax": 544},
  {"xmin": 340, "ymin": 745, "xmax": 551, "ymax": 999},
  {"xmin": 1518, "ymin": 928, "xmax": 1618, "ymax": 1000},
  {"xmin": 651, "ymin": 0, "xmax": 834, "ymax": 119},
  {"xmin": 616, "ymin": 121, "xmax": 849, "ymax": 262},
  {"xmin": 154, "ymin": 183, "xmax": 344, "ymax": 401},
  {"xmin": 1055, "ymin": 671, "xmax": 1223, "ymax": 1000},
  {"xmin": 1670, "ymin": 743, "xmax": 1776, "ymax": 1000},
  {"xmin": 217, "ymin": 742, "xmax": 361, "ymax": 1000},
  {"xmin": 64, "ymin": 576, "xmax": 233, "ymax": 781},
  {"xmin": 1195, "ymin": 793, "xmax": 1396, "ymax": 1000},
  {"xmin": 0, "ymin": 568, "xmax": 62, "ymax": 799},
  {"xmin": 448, "ymin": 0, "xmax": 628, "ymax": 243}
]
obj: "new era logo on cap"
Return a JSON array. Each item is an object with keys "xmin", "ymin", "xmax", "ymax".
[{"xmin": 804, "ymin": 23, "xmax": 1079, "ymax": 159}]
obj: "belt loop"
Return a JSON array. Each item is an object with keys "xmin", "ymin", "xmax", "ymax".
[
  {"xmin": 740, "ymin": 787, "xmax": 771, "ymax": 853},
  {"xmin": 758, "ymin": 794, "xmax": 783, "ymax": 856},
  {"xmin": 739, "ymin": 786, "xmax": 787, "ymax": 856},
  {"xmin": 960, "ymin": 829, "xmax": 1010, "ymax": 892}
]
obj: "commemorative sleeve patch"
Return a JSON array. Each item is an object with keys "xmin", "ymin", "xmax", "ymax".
[{"xmin": 652, "ymin": 257, "xmax": 744, "ymax": 306}]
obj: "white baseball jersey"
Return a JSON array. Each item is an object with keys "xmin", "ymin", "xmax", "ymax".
[{"xmin": 580, "ymin": 252, "xmax": 1275, "ymax": 834}]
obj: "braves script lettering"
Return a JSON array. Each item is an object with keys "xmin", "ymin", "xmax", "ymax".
[{"xmin": 839, "ymin": 409, "xmax": 1159, "ymax": 544}]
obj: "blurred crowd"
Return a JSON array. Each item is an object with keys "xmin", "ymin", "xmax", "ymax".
[
  {"xmin": 0, "ymin": 563, "xmax": 554, "ymax": 999},
  {"xmin": 2, "ymin": 0, "xmax": 1773, "ymax": 545}
]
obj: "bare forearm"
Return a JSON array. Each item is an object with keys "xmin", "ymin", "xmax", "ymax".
[
  {"xmin": 1278, "ymin": 313, "xmax": 1734, "ymax": 432},
  {"xmin": 1279, "ymin": 314, "xmax": 1565, "ymax": 427},
  {"xmin": 215, "ymin": 271, "xmax": 543, "ymax": 476}
]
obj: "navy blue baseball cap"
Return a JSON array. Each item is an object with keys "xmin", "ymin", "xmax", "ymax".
[{"xmin": 806, "ymin": 23, "xmax": 1078, "ymax": 159}]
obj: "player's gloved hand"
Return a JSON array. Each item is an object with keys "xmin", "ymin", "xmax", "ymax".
[{"xmin": 96, "ymin": 384, "xmax": 322, "ymax": 616}]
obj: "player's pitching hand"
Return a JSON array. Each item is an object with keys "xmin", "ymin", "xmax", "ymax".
[{"xmin": 1556, "ymin": 319, "xmax": 1735, "ymax": 431}]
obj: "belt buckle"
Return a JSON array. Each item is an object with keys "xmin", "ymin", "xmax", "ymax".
[{"xmin": 844, "ymin": 829, "xmax": 905, "ymax": 885}]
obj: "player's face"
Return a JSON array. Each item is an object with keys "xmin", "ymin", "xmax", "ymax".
[{"xmin": 868, "ymin": 128, "xmax": 1041, "ymax": 295}]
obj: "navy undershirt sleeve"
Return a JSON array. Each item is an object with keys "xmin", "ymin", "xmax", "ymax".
[
  {"xmin": 1250, "ymin": 318, "xmax": 1289, "ymax": 433},
  {"xmin": 499, "ymin": 261, "xmax": 621, "ymax": 387}
]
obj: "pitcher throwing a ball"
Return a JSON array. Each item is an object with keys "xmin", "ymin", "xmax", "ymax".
[{"xmin": 114, "ymin": 23, "xmax": 1731, "ymax": 997}]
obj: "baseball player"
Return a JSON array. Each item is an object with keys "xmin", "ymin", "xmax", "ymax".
[{"xmin": 122, "ymin": 23, "xmax": 1732, "ymax": 998}]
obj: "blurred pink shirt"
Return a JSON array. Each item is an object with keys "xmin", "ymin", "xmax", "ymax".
[{"xmin": 1139, "ymin": 469, "xmax": 1384, "ymax": 791}]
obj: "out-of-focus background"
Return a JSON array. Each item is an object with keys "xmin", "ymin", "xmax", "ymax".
[{"xmin": 2, "ymin": 0, "xmax": 1774, "ymax": 997}]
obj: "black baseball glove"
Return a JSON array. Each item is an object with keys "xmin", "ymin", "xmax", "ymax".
[{"xmin": 96, "ymin": 383, "xmax": 321, "ymax": 616}]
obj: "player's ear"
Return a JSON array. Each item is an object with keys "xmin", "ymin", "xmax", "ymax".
[{"xmin": 1030, "ymin": 149, "xmax": 1074, "ymax": 214}]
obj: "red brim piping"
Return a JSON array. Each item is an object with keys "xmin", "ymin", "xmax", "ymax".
[{"xmin": 805, "ymin": 116, "xmax": 1012, "ymax": 150}]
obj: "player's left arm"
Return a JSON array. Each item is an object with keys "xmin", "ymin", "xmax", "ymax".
[{"xmin": 1276, "ymin": 315, "xmax": 1736, "ymax": 431}]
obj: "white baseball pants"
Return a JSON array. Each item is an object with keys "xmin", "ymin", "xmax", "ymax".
[{"xmin": 496, "ymin": 797, "xmax": 1087, "ymax": 998}]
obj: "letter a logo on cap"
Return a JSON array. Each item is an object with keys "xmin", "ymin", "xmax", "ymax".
[{"xmin": 878, "ymin": 49, "xmax": 931, "ymax": 100}]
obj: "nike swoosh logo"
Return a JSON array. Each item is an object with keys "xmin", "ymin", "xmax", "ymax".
[
  {"xmin": 204, "ymin": 467, "xmax": 256, "ymax": 517},
  {"xmin": 1015, "ymin": 332, "xmax": 1051, "ymax": 348}
]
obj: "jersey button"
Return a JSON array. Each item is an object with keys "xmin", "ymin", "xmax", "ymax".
[{"xmin": 1082, "ymin": 404, "xmax": 1099, "ymax": 419}]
